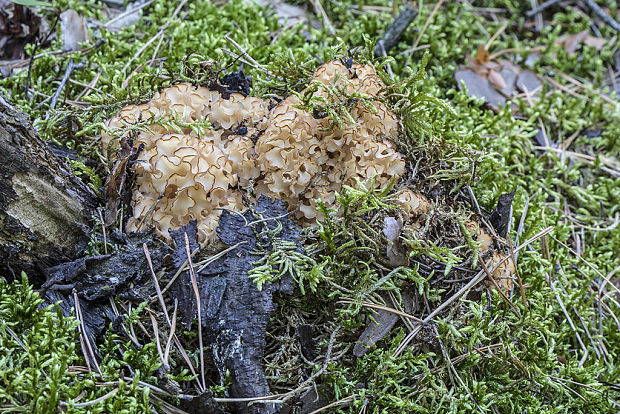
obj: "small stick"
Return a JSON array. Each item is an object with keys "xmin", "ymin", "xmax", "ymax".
[
  {"xmin": 544, "ymin": 75, "xmax": 600, "ymax": 107},
  {"xmin": 109, "ymin": 298, "xmax": 141, "ymax": 347},
  {"xmin": 373, "ymin": 6, "xmax": 417, "ymax": 56},
  {"xmin": 119, "ymin": 302, "xmax": 152, "ymax": 338},
  {"xmin": 78, "ymin": 331, "xmax": 92, "ymax": 374},
  {"xmin": 376, "ymin": 41, "xmax": 394, "ymax": 80},
  {"xmin": 388, "ymin": 290, "xmax": 415, "ymax": 332},
  {"xmin": 74, "ymin": 70, "xmax": 105, "ymax": 100},
  {"xmin": 60, "ymin": 388, "xmax": 120, "ymax": 409},
  {"xmin": 151, "ymin": 29, "xmax": 166, "ymax": 61},
  {"xmin": 307, "ymin": 395, "xmax": 357, "ymax": 414},
  {"xmin": 436, "ymin": 326, "xmax": 484, "ymax": 413},
  {"xmin": 157, "ymin": 247, "xmax": 200, "ymax": 297},
  {"xmin": 525, "ymin": 0, "xmax": 563, "ymax": 18},
  {"xmin": 121, "ymin": 57, "xmax": 167, "ymax": 89},
  {"xmin": 73, "ymin": 290, "xmax": 103, "ymax": 378},
  {"xmin": 185, "ymin": 232, "xmax": 205, "ymax": 391},
  {"xmin": 148, "ymin": 310, "xmax": 165, "ymax": 367},
  {"xmin": 137, "ymin": 196, "xmax": 163, "ymax": 232},
  {"xmin": 163, "ymin": 299, "xmax": 178, "ymax": 366},
  {"xmin": 143, "ymin": 243, "xmax": 171, "ymax": 327},
  {"xmin": 533, "ymin": 146, "xmax": 620, "ymax": 177},
  {"xmin": 310, "ymin": 0, "xmax": 335, "ymax": 35},
  {"xmin": 122, "ymin": 31, "xmax": 164, "ymax": 73},
  {"xmin": 488, "ymin": 46, "xmax": 543, "ymax": 60},
  {"xmin": 224, "ymin": 35, "xmax": 271, "ymax": 74},
  {"xmin": 97, "ymin": 209, "xmax": 108, "ymax": 255},
  {"xmin": 550, "ymin": 377, "xmax": 588, "ymax": 402},
  {"xmin": 584, "ymin": 0, "xmax": 620, "ymax": 32},
  {"xmin": 485, "ymin": 21, "xmax": 508, "ymax": 50},
  {"xmin": 531, "ymin": 0, "xmax": 543, "ymax": 32},
  {"xmin": 221, "ymin": 48, "xmax": 259, "ymax": 70},
  {"xmin": 550, "ymin": 266, "xmax": 589, "ymax": 366},
  {"xmin": 46, "ymin": 59, "xmax": 86, "ymax": 118},
  {"xmin": 556, "ymin": 69, "xmax": 618, "ymax": 106},
  {"xmin": 104, "ymin": 0, "xmax": 156, "ymax": 28},
  {"xmin": 392, "ymin": 266, "xmax": 489, "ymax": 357},
  {"xmin": 559, "ymin": 130, "xmax": 580, "ymax": 153},
  {"xmin": 195, "ymin": 241, "xmax": 246, "ymax": 273},
  {"xmin": 413, "ymin": 1, "xmax": 444, "ymax": 50},
  {"xmin": 480, "ymin": 260, "xmax": 521, "ymax": 317},
  {"xmin": 337, "ymin": 298, "xmax": 424, "ymax": 322},
  {"xmin": 466, "ymin": 186, "xmax": 483, "ymax": 216},
  {"xmin": 158, "ymin": 241, "xmax": 245, "ymax": 298},
  {"xmin": 122, "ymin": 0, "xmax": 187, "ymax": 73},
  {"xmin": 68, "ymin": 78, "xmax": 110, "ymax": 98},
  {"xmin": 508, "ymin": 234, "xmax": 527, "ymax": 309},
  {"xmin": 549, "ymin": 376, "xmax": 620, "ymax": 408}
]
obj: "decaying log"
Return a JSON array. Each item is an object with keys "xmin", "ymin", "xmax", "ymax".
[{"xmin": 0, "ymin": 93, "xmax": 98, "ymax": 281}]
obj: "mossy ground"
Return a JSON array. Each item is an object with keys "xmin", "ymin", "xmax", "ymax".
[{"xmin": 0, "ymin": 0, "xmax": 619, "ymax": 412}]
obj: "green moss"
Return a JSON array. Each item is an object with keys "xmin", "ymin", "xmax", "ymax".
[
  {"xmin": 1, "ymin": 0, "xmax": 619, "ymax": 412},
  {"xmin": 0, "ymin": 275, "xmax": 161, "ymax": 413}
]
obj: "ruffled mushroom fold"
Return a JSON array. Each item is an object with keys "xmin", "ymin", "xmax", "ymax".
[
  {"xmin": 103, "ymin": 83, "xmax": 268, "ymax": 245},
  {"xmin": 103, "ymin": 61, "xmax": 407, "ymax": 243},
  {"xmin": 256, "ymin": 60, "xmax": 405, "ymax": 222}
]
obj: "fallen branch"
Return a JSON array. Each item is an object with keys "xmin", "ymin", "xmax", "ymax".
[{"xmin": 374, "ymin": 6, "xmax": 417, "ymax": 57}]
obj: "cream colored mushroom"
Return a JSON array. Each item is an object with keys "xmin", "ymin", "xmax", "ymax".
[
  {"xmin": 103, "ymin": 82, "xmax": 269, "ymax": 245},
  {"xmin": 255, "ymin": 60, "xmax": 405, "ymax": 222},
  {"xmin": 394, "ymin": 189, "xmax": 431, "ymax": 218}
]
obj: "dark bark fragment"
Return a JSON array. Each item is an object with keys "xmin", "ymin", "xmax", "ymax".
[
  {"xmin": 297, "ymin": 324, "xmax": 317, "ymax": 361},
  {"xmin": 168, "ymin": 220, "xmax": 200, "ymax": 328},
  {"xmin": 180, "ymin": 390, "xmax": 228, "ymax": 414},
  {"xmin": 488, "ymin": 190, "xmax": 516, "ymax": 238},
  {"xmin": 175, "ymin": 196, "xmax": 298, "ymax": 414},
  {"xmin": 353, "ymin": 290, "xmax": 413, "ymax": 357},
  {"xmin": 42, "ymin": 232, "xmax": 169, "ymax": 336}
]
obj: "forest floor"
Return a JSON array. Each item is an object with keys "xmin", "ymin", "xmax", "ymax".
[{"xmin": 0, "ymin": 0, "xmax": 619, "ymax": 413}]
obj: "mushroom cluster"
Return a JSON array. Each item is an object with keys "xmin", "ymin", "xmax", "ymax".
[
  {"xmin": 103, "ymin": 61, "xmax": 406, "ymax": 244},
  {"xmin": 255, "ymin": 60, "xmax": 405, "ymax": 221},
  {"xmin": 102, "ymin": 82, "xmax": 268, "ymax": 243}
]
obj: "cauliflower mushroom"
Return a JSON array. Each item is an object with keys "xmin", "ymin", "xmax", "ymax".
[
  {"xmin": 102, "ymin": 82, "xmax": 269, "ymax": 245},
  {"xmin": 394, "ymin": 189, "xmax": 432, "ymax": 221},
  {"xmin": 256, "ymin": 60, "xmax": 405, "ymax": 222}
]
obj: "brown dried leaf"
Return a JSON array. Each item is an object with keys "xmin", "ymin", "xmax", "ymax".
[
  {"xmin": 562, "ymin": 30, "xmax": 588, "ymax": 54},
  {"xmin": 475, "ymin": 44, "xmax": 490, "ymax": 65},
  {"xmin": 583, "ymin": 35, "xmax": 606, "ymax": 50},
  {"xmin": 558, "ymin": 30, "xmax": 605, "ymax": 55},
  {"xmin": 488, "ymin": 69, "xmax": 507, "ymax": 91},
  {"xmin": 60, "ymin": 9, "xmax": 89, "ymax": 52}
]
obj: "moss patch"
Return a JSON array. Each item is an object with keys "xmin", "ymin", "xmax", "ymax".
[{"xmin": 0, "ymin": 0, "xmax": 619, "ymax": 412}]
